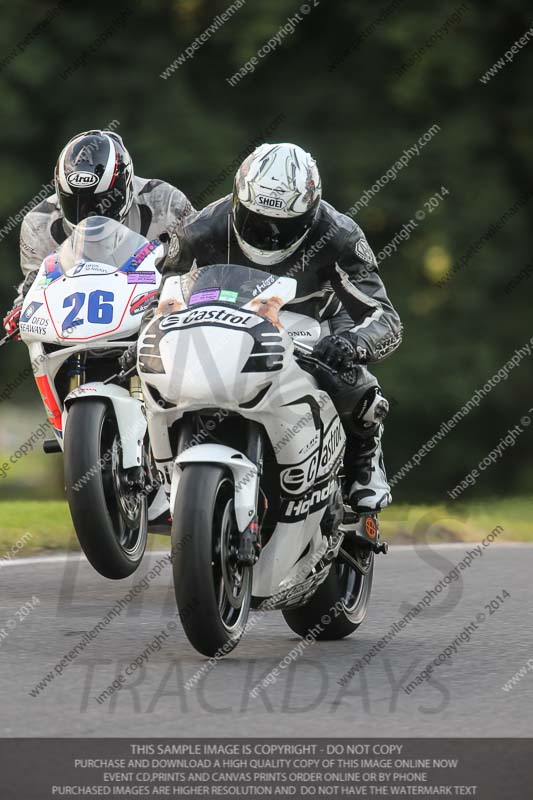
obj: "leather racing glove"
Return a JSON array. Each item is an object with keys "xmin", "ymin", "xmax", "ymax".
[
  {"xmin": 312, "ymin": 333, "xmax": 367, "ymax": 372},
  {"xmin": 3, "ymin": 305, "xmax": 22, "ymax": 340}
]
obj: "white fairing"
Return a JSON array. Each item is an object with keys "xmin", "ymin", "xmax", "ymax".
[
  {"xmin": 20, "ymin": 242, "xmax": 163, "ymax": 347},
  {"xmin": 279, "ymin": 310, "xmax": 321, "ymax": 346},
  {"xmin": 63, "ymin": 383, "xmax": 147, "ymax": 469},
  {"xmin": 139, "ymin": 265, "xmax": 346, "ymax": 599},
  {"xmin": 173, "ymin": 444, "xmax": 259, "ymax": 532},
  {"xmin": 19, "ymin": 217, "xmax": 161, "ymax": 475}
]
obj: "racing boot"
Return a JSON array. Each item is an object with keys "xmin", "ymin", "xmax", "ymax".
[
  {"xmin": 340, "ymin": 425, "xmax": 390, "ymax": 558},
  {"xmin": 346, "ymin": 425, "xmax": 391, "ymax": 513}
]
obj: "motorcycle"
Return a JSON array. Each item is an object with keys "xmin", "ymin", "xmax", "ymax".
[
  {"xmin": 19, "ymin": 215, "xmax": 168, "ymax": 579},
  {"xmin": 137, "ymin": 263, "xmax": 377, "ymax": 657}
]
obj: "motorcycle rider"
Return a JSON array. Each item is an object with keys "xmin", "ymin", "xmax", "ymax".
[
  {"xmin": 3, "ymin": 129, "xmax": 194, "ymax": 338},
  {"xmin": 134, "ymin": 143, "xmax": 402, "ymax": 545}
]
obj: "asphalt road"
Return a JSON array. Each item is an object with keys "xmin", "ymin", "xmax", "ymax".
[{"xmin": 1, "ymin": 542, "xmax": 532, "ymax": 737}]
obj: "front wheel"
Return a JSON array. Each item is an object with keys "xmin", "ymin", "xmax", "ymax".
[
  {"xmin": 171, "ymin": 465, "xmax": 252, "ymax": 657},
  {"xmin": 282, "ymin": 551, "xmax": 374, "ymax": 640},
  {"xmin": 64, "ymin": 399, "xmax": 148, "ymax": 579}
]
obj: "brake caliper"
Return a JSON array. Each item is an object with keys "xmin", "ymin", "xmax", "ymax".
[{"xmin": 237, "ymin": 517, "xmax": 262, "ymax": 566}]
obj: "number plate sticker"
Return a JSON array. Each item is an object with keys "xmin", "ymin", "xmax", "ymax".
[
  {"xmin": 127, "ymin": 271, "xmax": 156, "ymax": 284},
  {"xmin": 219, "ymin": 289, "xmax": 238, "ymax": 303},
  {"xmin": 189, "ymin": 288, "xmax": 220, "ymax": 305}
]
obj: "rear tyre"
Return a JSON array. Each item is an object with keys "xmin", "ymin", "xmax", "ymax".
[
  {"xmin": 171, "ymin": 465, "xmax": 252, "ymax": 657},
  {"xmin": 282, "ymin": 553, "xmax": 374, "ymax": 640},
  {"xmin": 64, "ymin": 400, "xmax": 148, "ymax": 579}
]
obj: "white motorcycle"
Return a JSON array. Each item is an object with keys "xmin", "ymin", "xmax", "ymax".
[
  {"xmin": 20, "ymin": 215, "xmax": 168, "ymax": 579},
  {"xmin": 137, "ymin": 263, "xmax": 377, "ymax": 657}
]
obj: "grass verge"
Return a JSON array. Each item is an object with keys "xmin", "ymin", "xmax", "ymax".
[
  {"xmin": 0, "ymin": 497, "xmax": 531, "ymax": 558},
  {"xmin": 0, "ymin": 501, "xmax": 170, "ymax": 556}
]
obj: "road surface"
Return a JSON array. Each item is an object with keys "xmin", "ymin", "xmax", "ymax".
[{"xmin": 0, "ymin": 542, "xmax": 531, "ymax": 736}]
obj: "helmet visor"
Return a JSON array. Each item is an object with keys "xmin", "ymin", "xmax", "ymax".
[
  {"xmin": 58, "ymin": 180, "xmax": 127, "ymax": 226},
  {"xmin": 233, "ymin": 200, "xmax": 317, "ymax": 253}
]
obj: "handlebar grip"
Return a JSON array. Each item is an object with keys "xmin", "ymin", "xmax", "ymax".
[{"xmin": 292, "ymin": 340, "xmax": 314, "ymax": 355}]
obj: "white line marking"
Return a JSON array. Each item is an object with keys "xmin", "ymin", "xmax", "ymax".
[
  {"xmin": 389, "ymin": 542, "xmax": 532, "ymax": 551},
  {"xmin": 0, "ymin": 551, "xmax": 172, "ymax": 568},
  {"xmin": 0, "ymin": 542, "xmax": 531, "ymax": 568}
]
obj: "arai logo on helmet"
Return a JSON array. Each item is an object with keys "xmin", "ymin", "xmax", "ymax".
[
  {"xmin": 66, "ymin": 171, "xmax": 99, "ymax": 189},
  {"xmin": 256, "ymin": 195, "xmax": 285, "ymax": 210}
]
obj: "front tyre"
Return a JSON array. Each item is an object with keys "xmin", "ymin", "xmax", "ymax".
[
  {"xmin": 282, "ymin": 553, "xmax": 374, "ymax": 640},
  {"xmin": 64, "ymin": 399, "xmax": 148, "ymax": 579},
  {"xmin": 172, "ymin": 465, "xmax": 252, "ymax": 657}
]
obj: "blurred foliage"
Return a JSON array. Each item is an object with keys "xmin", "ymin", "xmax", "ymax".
[{"xmin": 0, "ymin": 0, "xmax": 531, "ymax": 502}]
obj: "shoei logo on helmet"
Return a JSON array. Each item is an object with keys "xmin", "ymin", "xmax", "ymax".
[
  {"xmin": 257, "ymin": 195, "xmax": 284, "ymax": 210},
  {"xmin": 67, "ymin": 171, "xmax": 99, "ymax": 189},
  {"xmin": 365, "ymin": 517, "xmax": 377, "ymax": 539}
]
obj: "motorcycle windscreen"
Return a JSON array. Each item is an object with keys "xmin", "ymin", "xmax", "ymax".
[
  {"xmin": 57, "ymin": 216, "xmax": 149, "ymax": 275},
  {"xmin": 180, "ymin": 264, "xmax": 297, "ymax": 309}
]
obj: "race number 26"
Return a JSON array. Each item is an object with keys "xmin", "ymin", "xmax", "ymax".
[{"xmin": 62, "ymin": 290, "xmax": 114, "ymax": 330}]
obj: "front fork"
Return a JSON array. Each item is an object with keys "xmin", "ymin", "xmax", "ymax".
[
  {"xmin": 68, "ymin": 354, "xmax": 143, "ymax": 402},
  {"xmin": 124, "ymin": 375, "xmax": 159, "ymax": 499},
  {"xmin": 67, "ymin": 353, "xmax": 85, "ymax": 391},
  {"xmin": 237, "ymin": 421, "xmax": 264, "ymax": 566},
  {"xmin": 176, "ymin": 416, "xmax": 264, "ymax": 566},
  {"xmin": 129, "ymin": 375, "xmax": 143, "ymax": 402}
]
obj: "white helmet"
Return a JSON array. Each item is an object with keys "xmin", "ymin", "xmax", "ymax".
[{"xmin": 232, "ymin": 142, "xmax": 322, "ymax": 266}]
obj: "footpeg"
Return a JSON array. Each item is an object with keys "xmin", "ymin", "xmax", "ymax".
[
  {"xmin": 43, "ymin": 438, "xmax": 61, "ymax": 454},
  {"xmin": 340, "ymin": 508, "xmax": 389, "ymax": 555},
  {"xmin": 359, "ymin": 536, "xmax": 389, "ymax": 555}
]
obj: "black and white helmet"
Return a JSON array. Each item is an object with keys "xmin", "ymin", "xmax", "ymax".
[
  {"xmin": 55, "ymin": 130, "xmax": 134, "ymax": 227},
  {"xmin": 233, "ymin": 142, "xmax": 322, "ymax": 266}
]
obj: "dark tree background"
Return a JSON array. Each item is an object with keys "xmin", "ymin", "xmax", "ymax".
[{"xmin": 0, "ymin": 0, "xmax": 531, "ymax": 501}]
